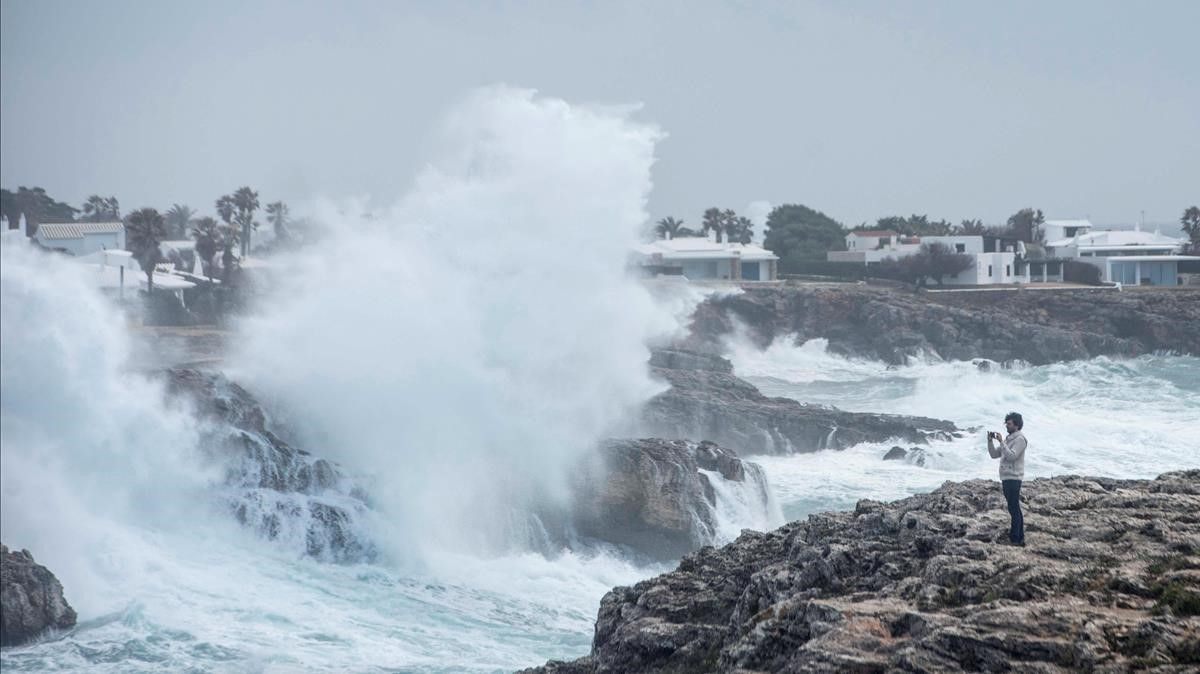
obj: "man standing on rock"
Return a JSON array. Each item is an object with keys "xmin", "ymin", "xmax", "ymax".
[{"xmin": 988, "ymin": 412, "xmax": 1028, "ymax": 546}]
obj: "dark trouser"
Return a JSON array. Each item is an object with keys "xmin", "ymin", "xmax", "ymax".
[{"xmin": 1002, "ymin": 479, "xmax": 1024, "ymax": 544}]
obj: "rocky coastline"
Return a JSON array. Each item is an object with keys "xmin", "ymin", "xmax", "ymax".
[
  {"xmin": 167, "ymin": 368, "xmax": 378, "ymax": 562},
  {"xmin": 522, "ymin": 470, "xmax": 1200, "ymax": 673},
  {"xmin": 167, "ymin": 368, "xmax": 779, "ymax": 563},
  {"xmin": 688, "ymin": 285, "xmax": 1200, "ymax": 365},
  {"xmin": 566, "ymin": 438, "xmax": 773, "ymax": 561},
  {"xmin": 644, "ymin": 348, "xmax": 960, "ymax": 454},
  {"xmin": 0, "ymin": 545, "xmax": 76, "ymax": 648}
]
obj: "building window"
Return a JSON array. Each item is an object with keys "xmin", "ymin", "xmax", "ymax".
[
  {"xmin": 955, "ymin": 243, "xmax": 965, "ymax": 253},
  {"xmin": 1006, "ymin": 264, "xmax": 1011, "ymax": 277},
  {"xmin": 987, "ymin": 264, "xmax": 993, "ymax": 277}
]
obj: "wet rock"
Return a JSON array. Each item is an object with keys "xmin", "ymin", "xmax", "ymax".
[
  {"xmin": 643, "ymin": 351, "xmax": 959, "ymax": 454},
  {"xmin": 1, "ymin": 545, "xmax": 76, "ymax": 647},
  {"xmin": 883, "ymin": 446, "xmax": 907, "ymax": 460},
  {"xmin": 647, "ymin": 347, "xmax": 732, "ymax": 373},
  {"xmin": 570, "ymin": 439, "xmax": 772, "ymax": 561},
  {"xmin": 688, "ymin": 285, "xmax": 1200, "ymax": 365},
  {"xmin": 165, "ymin": 368, "xmax": 375, "ymax": 563},
  {"xmin": 524, "ymin": 470, "xmax": 1200, "ymax": 673}
]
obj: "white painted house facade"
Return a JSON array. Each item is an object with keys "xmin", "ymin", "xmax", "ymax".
[
  {"xmin": 1046, "ymin": 227, "xmax": 1196, "ymax": 286},
  {"xmin": 35, "ymin": 221, "xmax": 125, "ymax": 256},
  {"xmin": 828, "ymin": 230, "xmax": 921, "ymax": 264},
  {"xmin": 1042, "ymin": 219, "xmax": 1094, "ymax": 243},
  {"xmin": 829, "ymin": 232, "xmax": 1025, "ymax": 286},
  {"xmin": 635, "ymin": 238, "xmax": 779, "ymax": 282}
]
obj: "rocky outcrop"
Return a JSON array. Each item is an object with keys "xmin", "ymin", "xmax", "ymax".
[
  {"xmin": 1, "ymin": 545, "xmax": 76, "ymax": 647},
  {"xmin": 523, "ymin": 470, "xmax": 1200, "ymax": 673},
  {"xmin": 570, "ymin": 439, "xmax": 774, "ymax": 561},
  {"xmin": 168, "ymin": 369, "xmax": 772, "ymax": 563},
  {"xmin": 643, "ymin": 349, "xmax": 959, "ymax": 454},
  {"xmin": 166, "ymin": 368, "xmax": 375, "ymax": 562},
  {"xmin": 689, "ymin": 285, "xmax": 1200, "ymax": 365}
]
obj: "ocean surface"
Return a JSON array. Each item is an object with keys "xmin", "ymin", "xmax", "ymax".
[
  {"xmin": 3, "ymin": 86, "xmax": 1197, "ymax": 672},
  {"xmin": 4, "ymin": 331, "xmax": 1194, "ymax": 673}
]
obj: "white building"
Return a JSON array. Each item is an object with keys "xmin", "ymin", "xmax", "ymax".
[
  {"xmin": 828, "ymin": 230, "xmax": 921, "ymax": 264},
  {"xmin": 1042, "ymin": 219, "xmax": 1093, "ymax": 243},
  {"xmin": 635, "ymin": 237, "xmax": 779, "ymax": 282},
  {"xmin": 1046, "ymin": 227, "xmax": 1196, "ymax": 286},
  {"xmin": 830, "ymin": 233, "xmax": 1026, "ymax": 286},
  {"xmin": 920, "ymin": 235, "xmax": 1023, "ymax": 285},
  {"xmin": 35, "ymin": 221, "xmax": 125, "ymax": 256},
  {"xmin": 73, "ymin": 249, "xmax": 196, "ymax": 296}
]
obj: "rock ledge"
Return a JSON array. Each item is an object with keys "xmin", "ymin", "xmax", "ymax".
[
  {"xmin": 1, "ymin": 544, "xmax": 77, "ymax": 647},
  {"xmin": 522, "ymin": 470, "xmax": 1200, "ymax": 673}
]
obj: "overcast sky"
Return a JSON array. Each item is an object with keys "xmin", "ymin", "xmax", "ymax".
[{"xmin": 2, "ymin": 0, "xmax": 1197, "ymax": 228}]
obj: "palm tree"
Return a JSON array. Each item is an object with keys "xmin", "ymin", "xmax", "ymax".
[
  {"xmin": 82, "ymin": 195, "xmax": 107, "ymax": 221},
  {"xmin": 1181, "ymin": 206, "xmax": 1200, "ymax": 254},
  {"xmin": 232, "ymin": 187, "xmax": 260, "ymax": 257},
  {"xmin": 701, "ymin": 207, "xmax": 725, "ymax": 243},
  {"xmin": 265, "ymin": 201, "xmax": 289, "ymax": 242},
  {"xmin": 729, "ymin": 216, "xmax": 755, "ymax": 244},
  {"xmin": 215, "ymin": 194, "xmax": 235, "ymax": 226},
  {"xmin": 655, "ymin": 216, "xmax": 684, "ymax": 240},
  {"xmin": 126, "ymin": 208, "xmax": 166, "ymax": 294},
  {"xmin": 81, "ymin": 195, "xmax": 120, "ymax": 222},
  {"xmin": 219, "ymin": 223, "xmax": 240, "ymax": 283},
  {"xmin": 956, "ymin": 219, "xmax": 987, "ymax": 235},
  {"xmin": 191, "ymin": 216, "xmax": 221, "ymax": 280},
  {"xmin": 164, "ymin": 204, "xmax": 195, "ymax": 239}
]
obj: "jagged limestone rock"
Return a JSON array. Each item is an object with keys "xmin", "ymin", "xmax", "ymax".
[
  {"xmin": 688, "ymin": 285, "xmax": 1200, "ymax": 365},
  {"xmin": 570, "ymin": 439, "xmax": 771, "ymax": 561},
  {"xmin": 643, "ymin": 348, "xmax": 959, "ymax": 454},
  {"xmin": 1, "ymin": 545, "xmax": 77, "ymax": 647},
  {"xmin": 522, "ymin": 470, "xmax": 1200, "ymax": 673}
]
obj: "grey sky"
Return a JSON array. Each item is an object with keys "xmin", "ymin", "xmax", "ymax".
[{"xmin": 2, "ymin": 0, "xmax": 1197, "ymax": 229}]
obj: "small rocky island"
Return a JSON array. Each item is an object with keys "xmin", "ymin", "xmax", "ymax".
[
  {"xmin": 1, "ymin": 545, "xmax": 77, "ymax": 647},
  {"xmin": 523, "ymin": 470, "xmax": 1200, "ymax": 673}
]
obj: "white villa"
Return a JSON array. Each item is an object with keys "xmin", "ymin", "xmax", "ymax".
[
  {"xmin": 634, "ymin": 237, "xmax": 779, "ymax": 282},
  {"xmin": 1046, "ymin": 224, "xmax": 1196, "ymax": 286},
  {"xmin": 829, "ymin": 232, "xmax": 1025, "ymax": 285},
  {"xmin": 829, "ymin": 230, "xmax": 915, "ymax": 264},
  {"xmin": 1042, "ymin": 219, "xmax": 1094, "ymax": 242},
  {"xmin": 34, "ymin": 221, "xmax": 125, "ymax": 256}
]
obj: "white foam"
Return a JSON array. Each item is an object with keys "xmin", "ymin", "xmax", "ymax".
[
  {"xmin": 730, "ymin": 335, "xmax": 1199, "ymax": 520},
  {"xmin": 228, "ymin": 86, "xmax": 687, "ymax": 559}
]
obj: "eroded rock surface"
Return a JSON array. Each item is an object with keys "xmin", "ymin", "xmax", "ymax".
[
  {"xmin": 523, "ymin": 470, "xmax": 1200, "ymax": 673},
  {"xmin": 166, "ymin": 368, "xmax": 376, "ymax": 562},
  {"xmin": 570, "ymin": 439, "xmax": 773, "ymax": 561},
  {"xmin": 1, "ymin": 545, "xmax": 77, "ymax": 647},
  {"xmin": 689, "ymin": 285, "xmax": 1200, "ymax": 365},
  {"xmin": 643, "ymin": 348, "xmax": 958, "ymax": 453}
]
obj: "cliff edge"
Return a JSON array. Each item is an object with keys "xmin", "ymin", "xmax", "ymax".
[
  {"xmin": 689, "ymin": 285, "xmax": 1200, "ymax": 365},
  {"xmin": 523, "ymin": 470, "xmax": 1200, "ymax": 673}
]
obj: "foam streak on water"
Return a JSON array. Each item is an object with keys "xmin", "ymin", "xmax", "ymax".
[{"xmin": 730, "ymin": 335, "xmax": 1199, "ymax": 521}]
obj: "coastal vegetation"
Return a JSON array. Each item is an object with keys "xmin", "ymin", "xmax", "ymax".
[
  {"xmin": 1182, "ymin": 205, "xmax": 1200, "ymax": 253},
  {"xmin": 125, "ymin": 207, "xmax": 167, "ymax": 293}
]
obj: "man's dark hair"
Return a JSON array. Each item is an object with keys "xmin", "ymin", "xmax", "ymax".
[{"xmin": 1005, "ymin": 412, "xmax": 1024, "ymax": 429}]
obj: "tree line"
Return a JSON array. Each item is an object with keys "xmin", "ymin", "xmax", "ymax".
[
  {"xmin": 654, "ymin": 207, "xmax": 755, "ymax": 244},
  {"xmin": 652, "ymin": 201, "xmax": 1198, "ymax": 284},
  {"xmin": 1, "ymin": 184, "xmax": 294, "ymax": 291}
]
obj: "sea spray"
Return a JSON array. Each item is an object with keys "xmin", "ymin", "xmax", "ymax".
[
  {"xmin": 0, "ymin": 232, "xmax": 217, "ymax": 616},
  {"xmin": 728, "ymin": 334, "xmax": 1199, "ymax": 519},
  {"xmin": 230, "ymin": 87, "xmax": 691, "ymax": 558}
]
